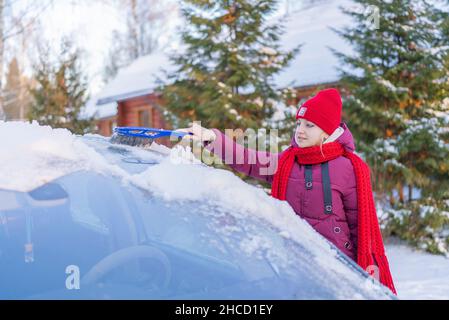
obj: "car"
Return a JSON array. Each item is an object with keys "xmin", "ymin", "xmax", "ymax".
[{"xmin": 0, "ymin": 122, "xmax": 395, "ymax": 300}]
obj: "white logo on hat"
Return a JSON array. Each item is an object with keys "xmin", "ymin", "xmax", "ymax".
[{"xmin": 298, "ymin": 107, "xmax": 307, "ymax": 117}]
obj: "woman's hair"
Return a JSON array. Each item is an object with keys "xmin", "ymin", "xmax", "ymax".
[{"xmin": 319, "ymin": 134, "xmax": 327, "ymax": 158}]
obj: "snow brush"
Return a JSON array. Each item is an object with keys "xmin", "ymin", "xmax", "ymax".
[{"xmin": 110, "ymin": 127, "xmax": 193, "ymax": 147}]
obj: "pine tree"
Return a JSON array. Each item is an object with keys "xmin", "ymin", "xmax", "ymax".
[
  {"xmin": 28, "ymin": 42, "xmax": 95, "ymax": 135},
  {"xmin": 161, "ymin": 0, "xmax": 299, "ymax": 131},
  {"xmin": 332, "ymin": 0, "xmax": 449, "ymax": 254}
]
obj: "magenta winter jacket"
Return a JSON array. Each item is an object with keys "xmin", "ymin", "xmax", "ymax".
[{"xmin": 204, "ymin": 122, "xmax": 359, "ymax": 261}]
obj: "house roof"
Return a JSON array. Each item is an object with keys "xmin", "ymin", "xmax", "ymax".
[
  {"xmin": 84, "ymin": 52, "xmax": 173, "ymax": 119},
  {"xmin": 83, "ymin": 99, "xmax": 117, "ymax": 120},
  {"xmin": 97, "ymin": 52, "xmax": 172, "ymax": 105},
  {"xmin": 275, "ymin": 0, "xmax": 354, "ymax": 88}
]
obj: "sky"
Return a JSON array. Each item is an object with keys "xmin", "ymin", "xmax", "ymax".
[{"xmin": 38, "ymin": 1, "xmax": 145, "ymax": 95}]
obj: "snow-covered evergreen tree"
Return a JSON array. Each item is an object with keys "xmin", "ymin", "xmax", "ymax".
[
  {"xmin": 162, "ymin": 0, "xmax": 299, "ymax": 131},
  {"xmin": 332, "ymin": 0, "xmax": 449, "ymax": 254}
]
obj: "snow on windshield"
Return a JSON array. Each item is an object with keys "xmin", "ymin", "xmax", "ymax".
[{"xmin": 0, "ymin": 121, "xmax": 390, "ymax": 299}]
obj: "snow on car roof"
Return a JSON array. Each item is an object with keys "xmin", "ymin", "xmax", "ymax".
[{"xmin": 0, "ymin": 121, "xmax": 162, "ymax": 193}]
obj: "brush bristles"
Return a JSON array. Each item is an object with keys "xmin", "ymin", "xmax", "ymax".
[{"xmin": 110, "ymin": 134, "xmax": 154, "ymax": 147}]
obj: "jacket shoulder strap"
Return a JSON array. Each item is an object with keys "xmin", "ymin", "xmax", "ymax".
[{"xmin": 321, "ymin": 162, "xmax": 333, "ymax": 215}]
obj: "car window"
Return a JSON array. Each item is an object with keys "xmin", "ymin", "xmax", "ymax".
[
  {"xmin": 0, "ymin": 177, "xmax": 114, "ymax": 299},
  {"xmin": 0, "ymin": 171, "xmax": 277, "ymax": 299}
]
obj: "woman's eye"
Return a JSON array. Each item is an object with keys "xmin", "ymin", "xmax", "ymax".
[{"xmin": 306, "ymin": 124, "xmax": 314, "ymax": 128}]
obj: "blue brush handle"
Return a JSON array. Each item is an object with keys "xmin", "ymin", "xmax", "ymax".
[{"xmin": 114, "ymin": 127, "xmax": 193, "ymax": 139}]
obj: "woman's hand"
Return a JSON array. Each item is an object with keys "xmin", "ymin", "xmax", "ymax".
[{"xmin": 175, "ymin": 122, "xmax": 217, "ymax": 143}]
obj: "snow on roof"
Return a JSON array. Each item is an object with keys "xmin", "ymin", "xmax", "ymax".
[
  {"xmin": 275, "ymin": 0, "xmax": 355, "ymax": 88},
  {"xmin": 87, "ymin": 51, "xmax": 173, "ymax": 120},
  {"xmin": 96, "ymin": 52, "xmax": 172, "ymax": 104},
  {"xmin": 82, "ymin": 97, "xmax": 117, "ymax": 119}
]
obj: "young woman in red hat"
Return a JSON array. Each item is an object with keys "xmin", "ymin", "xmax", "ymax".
[{"xmin": 178, "ymin": 88, "xmax": 397, "ymax": 295}]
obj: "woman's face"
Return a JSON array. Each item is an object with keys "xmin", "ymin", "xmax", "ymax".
[{"xmin": 295, "ymin": 119, "xmax": 329, "ymax": 148}]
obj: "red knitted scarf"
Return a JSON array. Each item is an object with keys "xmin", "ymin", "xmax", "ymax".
[{"xmin": 271, "ymin": 142, "xmax": 397, "ymax": 295}]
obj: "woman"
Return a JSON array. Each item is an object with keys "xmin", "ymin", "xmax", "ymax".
[{"xmin": 178, "ymin": 88, "xmax": 397, "ymax": 295}]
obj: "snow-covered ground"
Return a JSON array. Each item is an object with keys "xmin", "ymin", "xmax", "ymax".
[{"xmin": 386, "ymin": 244, "xmax": 449, "ymax": 300}]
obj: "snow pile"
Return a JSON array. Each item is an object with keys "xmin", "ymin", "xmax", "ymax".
[{"xmin": 0, "ymin": 121, "xmax": 128, "ymax": 192}]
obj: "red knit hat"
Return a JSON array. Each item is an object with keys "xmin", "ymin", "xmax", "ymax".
[{"xmin": 296, "ymin": 88, "xmax": 342, "ymax": 135}]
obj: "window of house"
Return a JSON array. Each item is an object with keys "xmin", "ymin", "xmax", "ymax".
[{"xmin": 138, "ymin": 109, "xmax": 153, "ymax": 128}]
